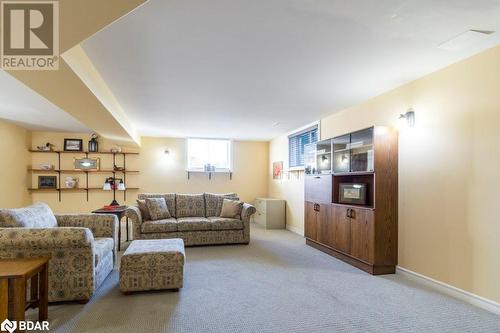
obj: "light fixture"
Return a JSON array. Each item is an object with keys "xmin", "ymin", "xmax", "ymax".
[
  {"xmin": 399, "ymin": 109, "xmax": 415, "ymax": 128},
  {"xmin": 117, "ymin": 180, "xmax": 126, "ymax": 191},
  {"xmin": 103, "ymin": 177, "xmax": 125, "ymax": 206},
  {"xmin": 164, "ymin": 149, "xmax": 170, "ymax": 155}
]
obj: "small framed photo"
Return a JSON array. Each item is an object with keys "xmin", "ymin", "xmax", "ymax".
[
  {"xmin": 273, "ymin": 161, "xmax": 283, "ymax": 179},
  {"xmin": 38, "ymin": 176, "xmax": 57, "ymax": 189},
  {"xmin": 64, "ymin": 138, "xmax": 83, "ymax": 152}
]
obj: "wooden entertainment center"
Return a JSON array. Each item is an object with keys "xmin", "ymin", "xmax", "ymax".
[{"xmin": 304, "ymin": 126, "xmax": 398, "ymax": 275}]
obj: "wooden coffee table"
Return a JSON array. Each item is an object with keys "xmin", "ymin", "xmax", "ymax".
[{"xmin": 0, "ymin": 257, "xmax": 50, "ymax": 325}]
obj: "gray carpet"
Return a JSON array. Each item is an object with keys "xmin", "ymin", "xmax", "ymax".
[{"xmin": 28, "ymin": 224, "xmax": 500, "ymax": 333}]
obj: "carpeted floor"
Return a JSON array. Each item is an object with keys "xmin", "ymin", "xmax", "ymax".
[{"xmin": 28, "ymin": 224, "xmax": 500, "ymax": 333}]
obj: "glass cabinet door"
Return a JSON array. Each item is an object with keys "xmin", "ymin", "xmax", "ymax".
[
  {"xmin": 304, "ymin": 143, "xmax": 317, "ymax": 174},
  {"xmin": 333, "ymin": 134, "xmax": 350, "ymax": 173},
  {"xmin": 316, "ymin": 139, "xmax": 332, "ymax": 174},
  {"xmin": 350, "ymin": 127, "xmax": 374, "ymax": 172}
]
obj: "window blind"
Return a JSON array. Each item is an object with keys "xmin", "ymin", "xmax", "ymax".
[{"xmin": 289, "ymin": 125, "xmax": 318, "ymax": 168}]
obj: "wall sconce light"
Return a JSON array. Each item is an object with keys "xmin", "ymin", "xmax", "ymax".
[{"xmin": 399, "ymin": 109, "xmax": 415, "ymax": 128}]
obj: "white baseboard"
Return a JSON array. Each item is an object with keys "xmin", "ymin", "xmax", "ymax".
[
  {"xmin": 286, "ymin": 225, "xmax": 304, "ymax": 236},
  {"xmin": 396, "ymin": 266, "xmax": 500, "ymax": 316}
]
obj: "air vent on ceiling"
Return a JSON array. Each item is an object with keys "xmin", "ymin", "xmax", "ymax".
[{"xmin": 438, "ymin": 30, "xmax": 495, "ymax": 51}]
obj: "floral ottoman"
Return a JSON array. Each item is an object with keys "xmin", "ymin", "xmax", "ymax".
[{"xmin": 119, "ymin": 238, "xmax": 185, "ymax": 293}]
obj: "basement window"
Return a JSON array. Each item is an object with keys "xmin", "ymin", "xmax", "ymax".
[
  {"xmin": 289, "ymin": 124, "xmax": 318, "ymax": 169},
  {"xmin": 187, "ymin": 138, "xmax": 232, "ymax": 171}
]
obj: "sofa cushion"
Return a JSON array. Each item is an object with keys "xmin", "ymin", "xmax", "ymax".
[
  {"xmin": 207, "ymin": 217, "xmax": 244, "ymax": 230},
  {"xmin": 141, "ymin": 218, "xmax": 178, "ymax": 233},
  {"xmin": 176, "ymin": 217, "xmax": 211, "ymax": 231},
  {"xmin": 145, "ymin": 198, "xmax": 171, "ymax": 220},
  {"xmin": 0, "ymin": 202, "xmax": 57, "ymax": 228},
  {"xmin": 136, "ymin": 200, "xmax": 151, "ymax": 221},
  {"xmin": 220, "ymin": 199, "xmax": 243, "ymax": 218},
  {"xmin": 204, "ymin": 193, "xmax": 238, "ymax": 217},
  {"xmin": 138, "ymin": 193, "xmax": 176, "ymax": 217},
  {"xmin": 176, "ymin": 194, "xmax": 205, "ymax": 218},
  {"xmin": 94, "ymin": 237, "xmax": 114, "ymax": 267}
]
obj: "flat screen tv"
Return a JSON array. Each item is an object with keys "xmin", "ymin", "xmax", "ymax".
[{"xmin": 339, "ymin": 183, "xmax": 367, "ymax": 205}]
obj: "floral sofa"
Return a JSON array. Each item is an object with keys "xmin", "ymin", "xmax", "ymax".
[
  {"xmin": 125, "ymin": 193, "xmax": 256, "ymax": 246},
  {"xmin": 0, "ymin": 203, "xmax": 118, "ymax": 303}
]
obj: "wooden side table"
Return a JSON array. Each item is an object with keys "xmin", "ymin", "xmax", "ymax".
[
  {"xmin": 0, "ymin": 257, "xmax": 50, "ymax": 328},
  {"xmin": 92, "ymin": 206, "xmax": 129, "ymax": 251}
]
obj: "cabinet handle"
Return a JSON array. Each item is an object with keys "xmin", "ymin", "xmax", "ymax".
[
  {"xmin": 350, "ymin": 209, "xmax": 355, "ymax": 219},
  {"xmin": 346, "ymin": 208, "xmax": 350, "ymax": 218},
  {"xmin": 317, "ymin": 204, "xmax": 320, "ymax": 212},
  {"xmin": 314, "ymin": 176, "xmax": 321, "ymax": 179}
]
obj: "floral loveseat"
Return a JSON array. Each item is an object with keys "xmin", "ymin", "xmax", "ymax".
[
  {"xmin": 0, "ymin": 203, "xmax": 118, "ymax": 303},
  {"xmin": 125, "ymin": 193, "xmax": 256, "ymax": 246}
]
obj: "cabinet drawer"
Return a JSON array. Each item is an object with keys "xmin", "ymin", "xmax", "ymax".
[{"xmin": 305, "ymin": 175, "xmax": 332, "ymax": 204}]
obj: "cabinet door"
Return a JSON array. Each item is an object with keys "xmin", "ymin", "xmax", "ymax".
[
  {"xmin": 332, "ymin": 205, "xmax": 351, "ymax": 254},
  {"xmin": 316, "ymin": 203, "xmax": 334, "ymax": 248},
  {"xmin": 304, "ymin": 202, "xmax": 318, "ymax": 241},
  {"xmin": 305, "ymin": 175, "xmax": 332, "ymax": 204},
  {"xmin": 349, "ymin": 208, "xmax": 375, "ymax": 263},
  {"xmin": 350, "ymin": 128, "xmax": 374, "ymax": 172},
  {"xmin": 333, "ymin": 134, "xmax": 350, "ymax": 173}
]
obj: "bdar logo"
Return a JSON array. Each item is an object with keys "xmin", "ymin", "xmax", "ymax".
[
  {"xmin": 1, "ymin": 0, "xmax": 59, "ymax": 70},
  {"xmin": 0, "ymin": 319, "xmax": 16, "ymax": 333}
]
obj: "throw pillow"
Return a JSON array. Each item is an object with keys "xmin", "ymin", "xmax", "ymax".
[
  {"xmin": 204, "ymin": 192, "xmax": 238, "ymax": 217},
  {"xmin": 136, "ymin": 199, "xmax": 152, "ymax": 221},
  {"xmin": 145, "ymin": 198, "xmax": 171, "ymax": 220},
  {"xmin": 220, "ymin": 199, "xmax": 243, "ymax": 219}
]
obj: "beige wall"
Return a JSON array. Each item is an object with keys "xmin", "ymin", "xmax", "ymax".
[
  {"xmin": 138, "ymin": 137, "xmax": 268, "ymax": 203},
  {"xmin": 30, "ymin": 133, "xmax": 268, "ymax": 213},
  {"xmin": 0, "ymin": 120, "xmax": 31, "ymax": 208},
  {"xmin": 269, "ymin": 45, "xmax": 500, "ymax": 303}
]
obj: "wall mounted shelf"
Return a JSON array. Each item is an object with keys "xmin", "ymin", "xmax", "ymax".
[
  {"xmin": 186, "ymin": 170, "xmax": 232, "ymax": 180},
  {"xmin": 28, "ymin": 187, "xmax": 140, "ymax": 191},
  {"xmin": 28, "ymin": 168, "xmax": 139, "ymax": 173},
  {"xmin": 29, "ymin": 150, "xmax": 139, "ymax": 155},
  {"xmin": 28, "ymin": 149, "xmax": 139, "ymax": 202}
]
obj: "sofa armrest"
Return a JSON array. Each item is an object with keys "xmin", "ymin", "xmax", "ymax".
[
  {"xmin": 241, "ymin": 203, "xmax": 256, "ymax": 222},
  {"xmin": 0, "ymin": 227, "xmax": 96, "ymax": 302},
  {"xmin": 241, "ymin": 203, "xmax": 256, "ymax": 244},
  {"xmin": 125, "ymin": 206, "xmax": 142, "ymax": 240},
  {"xmin": 56, "ymin": 214, "xmax": 118, "ymax": 239},
  {"xmin": 0, "ymin": 227, "xmax": 94, "ymax": 250}
]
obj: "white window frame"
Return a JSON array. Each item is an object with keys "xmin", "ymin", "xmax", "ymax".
[
  {"xmin": 186, "ymin": 137, "xmax": 233, "ymax": 172},
  {"xmin": 288, "ymin": 121, "xmax": 320, "ymax": 171}
]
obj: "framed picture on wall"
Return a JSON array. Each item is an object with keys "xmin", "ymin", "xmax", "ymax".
[
  {"xmin": 74, "ymin": 158, "xmax": 100, "ymax": 171},
  {"xmin": 64, "ymin": 138, "xmax": 83, "ymax": 151},
  {"xmin": 273, "ymin": 161, "xmax": 283, "ymax": 179},
  {"xmin": 38, "ymin": 176, "xmax": 57, "ymax": 189}
]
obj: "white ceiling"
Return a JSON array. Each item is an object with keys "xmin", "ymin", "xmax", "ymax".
[
  {"xmin": 0, "ymin": 71, "xmax": 90, "ymax": 133},
  {"xmin": 78, "ymin": 0, "xmax": 498, "ymax": 140}
]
